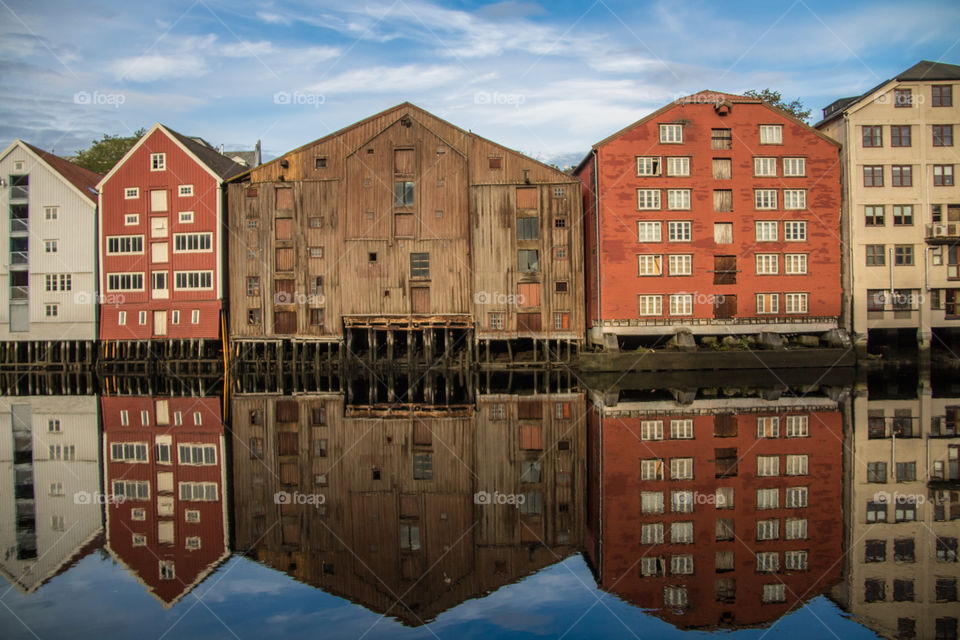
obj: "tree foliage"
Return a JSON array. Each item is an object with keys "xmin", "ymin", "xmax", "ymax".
[
  {"xmin": 73, "ymin": 129, "xmax": 146, "ymax": 173},
  {"xmin": 743, "ymin": 89, "xmax": 812, "ymax": 123}
]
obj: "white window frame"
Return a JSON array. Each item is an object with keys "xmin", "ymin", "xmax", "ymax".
[
  {"xmin": 670, "ymin": 457, "xmax": 693, "ymax": 480},
  {"xmin": 106, "ymin": 235, "xmax": 145, "ymax": 255},
  {"xmin": 754, "ymin": 157, "xmax": 777, "ymax": 177},
  {"xmin": 641, "ymin": 491, "xmax": 665, "ymax": 514},
  {"xmin": 756, "ymin": 253, "xmax": 779, "ymax": 275},
  {"xmin": 667, "ymin": 189, "xmax": 691, "ymax": 210},
  {"xmin": 638, "ymin": 295, "xmax": 662, "ymax": 316},
  {"xmin": 638, "ymin": 254, "xmax": 663, "ymax": 276},
  {"xmin": 763, "ymin": 583, "xmax": 786, "ymax": 602},
  {"xmin": 668, "ymin": 293, "xmax": 693, "ymax": 316},
  {"xmin": 638, "ymin": 221, "xmax": 662, "ymax": 242},
  {"xmin": 124, "ymin": 188, "xmax": 139, "ymax": 199},
  {"xmin": 44, "ymin": 206, "xmax": 58, "ymax": 220},
  {"xmin": 668, "ymin": 254, "xmax": 692, "ymax": 276},
  {"xmin": 785, "ymin": 415, "xmax": 809, "ymax": 437},
  {"xmin": 785, "ymin": 550, "xmax": 808, "ymax": 570},
  {"xmin": 641, "ymin": 420, "xmax": 664, "ymax": 441},
  {"xmin": 757, "ymin": 487, "xmax": 779, "ymax": 510},
  {"xmin": 755, "ymin": 189, "xmax": 778, "ymax": 210},
  {"xmin": 667, "ymin": 220, "xmax": 691, "ymax": 242},
  {"xmin": 671, "ymin": 490, "xmax": 694, "ymax": 513},
  {"xmin": 785, "ymin": 293, "xmax": 808, "ymax": 314},
  {"xmin": 106, "ymin": 272, "xmax": 145, "ymax": 292},
  {"xmin": 755, "ymin": 221, "xmax": 778, "ymax": 242},
  {"xmin": 124, "ymin": 214, "xmax": 139, "ymax": 226},
  {"xmin": 670, "ymin": 418, "xmax": 693, "ymax": 439},
  {"xmin": 783, "ymin": 157, "xmax": 806, "ymax": 176},
  {"xmin": 641, "ymin": 459, "xmax": 664, "ymax": 481},
  {"xmin": 784, "ymin": 221, "xmax": 807, "ymax": 241},
  {"xmin": 636, "ymin": 156, "xmax": 661, "ymax": 176},
  {"xmin": 150, "ymin": 153, "xmax": 166, "ymax": 171},
  {"xmin": 641, "ymin": 522, "xmax": 664, "ymax": 544},
  {"xmin": 785, "ymin": 518, "xmax": 808, "ymax": 540},
  {"xmin": 784, "ymin": 253, "xmax": 808, "ymax": 275},
  {"xmin": 671, "ymin": 554, "xmax": 694, "ymax": 574},
  {"xmin": 178, "ymin": 184, "xmax": 193, "ymax": 197},
  {"xmin": 756, "ymin": 551, "xmax": 779, "ymax": 572},
  {"xmin": 173, "ymin": 270, "xmax": 214, "ymax": 291},
  {"xmin": 784, "ymin": 189, "xmax": 807, "ymax": 210},
  {"xmin": 172, "ymin": 232, "xmax": 213, "ymax": 253},
  {"xmin": 785, "ymin": 454, "xmax": 809, "ymax": 476},
  {"xmin": 756, "ymin": 293, "xmax": 779, "ymax": 314},
  {"xmin": 637, "ymin": 189, "xmax": 661, "ymax": 210},
  {"xmin": 757, "ymin": 416, "xmax": 780, "ymax": 438},
  {"xmin": 179, "ymin": 211, "xmax": 194, "ymax": 224},
  {"xmin": 757, "ymin": 519, "xmax": 780, "ymax": 541},
  {"xmin": 666, "ymin": 156, "xmax": 690, "ymax": 177},
  {"xmin": 786, "ymin": 486, "xmax": 808, "ymax": 508},
  {"xmin": 659, "ymin": 124, "xmax": 683, "ymax": 144},
  {"xmin": 757, "ymin": 455, "xmax": 780, "ymax": 477},
  {"xmin": 759, "ymin": 124, "xmax": 783, "ymax": 144}
]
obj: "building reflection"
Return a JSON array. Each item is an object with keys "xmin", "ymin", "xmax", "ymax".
[
  {"xmin": 230, "ymin": 371, "xmax": 585, "ymax": 625},
  {"xmin": 584, "ymin": 370, "xmax": 849, "ymax": 630}
]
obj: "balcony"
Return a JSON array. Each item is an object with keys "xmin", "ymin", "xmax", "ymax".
[
  {"xmin": 9, "ymin": 218, "xmax": 28, "ymax": 234},
  {"xmin": 9, "ymin": 251, "xmax": 28, "ymax": 267},
  {"xmin": 10, "ymin": 286, "xmax": 28, "ymax": 301},
  {"xmin": 926, "ymin": 222, "xmax": 960, "ymax": 243},
  {"xmin": 9, "ymin": 185, "xmax": 28, "ymax": 200}
]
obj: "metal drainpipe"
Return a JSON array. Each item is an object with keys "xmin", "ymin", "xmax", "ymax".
[{"xmin": 593, "ymin": 149, "xmax": 601, "ymax": 341}]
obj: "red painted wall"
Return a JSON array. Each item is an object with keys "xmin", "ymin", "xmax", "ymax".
[
  {"xmin": 576, "ymin": 97, "xmax": 842, "ymax": 327},
  {"xmin": 593, "ymin": 406, "xmax": 843, "ymax": 629},
  {"xmin": 99, "ymin": 128, "xmax": 223, "ymax": 340},
  {"xmin": 102, "ymin": 397, "xmax": 227, "ymax": 605}
]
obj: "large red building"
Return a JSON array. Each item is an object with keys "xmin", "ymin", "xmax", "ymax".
[
  {"xmin": 585, "ymin": 395, "xmax": 843, "ymax": 629},
  {"xmin": 575, "ymin": 91, "xmax": 843, "ymax": 348},
  {"xmin": 97, "ymin": 124, "xmax": 244, "ymax": 341},
  {"xmin": 101, "ymin": 396, "xmax": 229, "ymax": 607}
]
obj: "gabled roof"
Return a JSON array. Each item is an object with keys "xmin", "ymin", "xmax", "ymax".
[
  {"xmin": 0, "ymin": 140, "xmax": 102, "ymax": 203},
  {"xmin": 816, "ymin": 59, "xmax": 960, "ymax": 126}
]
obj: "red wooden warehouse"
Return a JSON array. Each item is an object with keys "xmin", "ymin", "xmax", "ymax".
[
  {"xmin": 574, "ymin": 91, "xmax": 843, "ymax": 349},
  {"xmin": 97, "ymin": 123, "xmax": 244, "ymax": 343}
]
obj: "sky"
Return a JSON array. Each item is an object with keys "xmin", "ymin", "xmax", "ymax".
[{"xmin": 0, "ymin": 0, "xmax": 959, "ymax": 168}]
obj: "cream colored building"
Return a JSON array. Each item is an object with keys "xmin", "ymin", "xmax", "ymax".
[
  {"xmin": 832, "ymin": 386, "xmax": 960, "ymax": 639},
  {"xmin": 817, "ymin": 60, "xmax": 960, "ymax": 349}
]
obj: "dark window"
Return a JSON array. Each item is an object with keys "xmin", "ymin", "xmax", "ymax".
[
  {"xmin": 894, "ymin": 538, "xmax": 915, "ymax": 562},
  {"xmin": 891, "ymin": 125, "xmax": 911, "ymax": 147},
  {"xmin": 896, "ymin": 461, "xmax": 917, "ymax": 482},
  {"xmin": 867, "ymin": 501, "xmax": 887, "ymax": 523},
  {"xmin": 489, "ymin": 157, "xmax": 502, "ymax": 169},
  {"xmin": 865, "ymin": 205, "xmax": 885, "ymax": 226},
  {"xmin": 517, "ymin": 217, "xmax": 539, "ymax": 240},
  {"xmin": 715, "ymin": 447, "xmax": 738, "ymax": 478},
  {"xmin": 864, "ymin": 578, "xmax": 885, "ymax": 602},
  {"xmin": 518, "ymin": 249, "xmax": 539, "ymax": 273},
  {"xmin": 864, "ymin": 165, "xmax": 883, "ymax": 187},
  {"xmin": 894, "ymin": 245, "xmax": 914, "ymax": 266},
  {"xmin": 711, "ymin": 128, "xmax": 732, "ymax": 149},
  {"xmin": 867, "ymin": 461, "xmax": 887, "ymax": 482},
  {"xmin": 937, "ymin": 578, "xmax": 958, "ymax": 602},
  {"xmin": 933, "ymin": 85, "xmax": 953, "ymax": 107},
  {"xmin": 898, "ymin": 618, "xmax": 916, "ymax": 640},
  {"xmin": 554, "ymin": 217, "xmax": 567, "ymax": 228},
  {"xmin": 936, "ymin": 618, "xmax": 958, "ymax": 640},
  {"xmin": 394, "ymin": 181, "xmax": 414, "ymax": 207},
  {"xmin": 866, "ymin": 245, "xmax": 886, "ymax": 266},
  {"xmin": 934, "ymin": 125, "xmax": 954, "ymax": 146},
  {"xmin": 309, "ymin": 309, "xmax": 324, "ymax": 327},
  {"xmin": 863, "ymin": 126, "xmax": 883, "ymax": 147},
  {"xmin": 315, "ymin": 157, "xmax": 327, "ymax": 169},
  {"xmin": 413, "ymin": 453, "xmax": 433, "ymax": 480},
  {"xmin": 935, "ymin": 165, "xmax": 955, "ymax": 186},
  {"xmin": 893, "ymin": 205, "xmax": 913, "ymax": 225},
  {"xmin": 410, "ymin": 253, "xmax": 430, "ymax": 278},
  {"xmin": 937, "ymin": 537, "xmax": 958, "ymax": 562},
  {"xmin": 893, "ymin": 579, "xmax": 914, "ymax": 601},
  {"xmin": 247, "ymin": 309, "xmax": 261, "ymax": 325},
  {"xmin": 714, "ymin": 414, "xmax": 737, "ymax": 437},
  {"xmin": 865, "ymin": 539, "xmax": 886, "ymax": 562},
  {"xmin": 892, "ymin": 165, "xmax": 913, "ymax": 187},
  {"xmin": 555, "ymin": 281, "xmax": 568, "ymax": 293},
  {"xmin": 894, "ymin": 88, "xmax": 912, "ymax": 107}
]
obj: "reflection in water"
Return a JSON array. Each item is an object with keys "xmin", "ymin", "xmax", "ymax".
[{"xmin": 0, "ymin": 366, "xmax": 957, "ymax": 638}]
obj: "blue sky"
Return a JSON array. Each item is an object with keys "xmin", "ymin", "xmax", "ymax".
[{"xmin": 1, "ymin": 0, "xmax": 958, "ymax": 167}]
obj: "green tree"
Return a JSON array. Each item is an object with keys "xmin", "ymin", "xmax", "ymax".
[
  {"xmin": 743, "ymin": 89, "xmax": 812, "ymax": 123},
  {"xmin": 73, "ymin": 129, "xmax": 146, "ymax": 173}
]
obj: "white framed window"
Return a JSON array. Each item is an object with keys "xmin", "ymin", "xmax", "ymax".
[
  {"xmin": 638, "ymin": 221, "xmax": 662, "ymax": 242},
  {"xmin": 785, "ymin": 415, "xmax": 809, "ymax": 437},
  {"xmin": 131, "ymin": 508, "xmax": 146, "ymax": 521},
  {"xmin": 178, "ymin": 211, "xmax": 194, "ymax": 223},
  {"xmin": 641, "ymin": 556, "xmax": 664, "ymax": 576},
  {"xmin": 757, "ymin": 487, "xmax": 779, "ymax": 510},
  {"xmin": 48, "ymin": 419, "xmax": 61, "ymax": 433},
  {"xmin": 636, "ymin": 156, "xmax": 660, "ymax": 176},
  {"xmin": 784, "ymin": 254, "xmax": 807, "ymax": 274},
  {"xmin": 641, "ymin": 522, "xmax": 664, "ymax": 544},
  {"xmin": 159, "ymin": 561, "xmax": 175, "ymax": 580},
  {"xmin": 786, "ymin": 454, "xmax": 809, "ymax": 476},
  {"xmin": 44, "ymin": 304, "xmax": 59, "ymax": 317},
  {"xmin": 670, "ymin": 457, "xmax": 693, "ymax": 480},
  {"xmin": 666, "ymin": 157, "xmax": 690, "ymax": 176},
  {"xmin": 757, "ymin": 455, "xmax": 780, "ymax": 477},
  {"xmin": 638, "ymin": 295, "xmax": 662, "ymax": 316},
  {"xmin": 106, "ymin": 235, "xmax": 144, "ymax": 254},
  {"xmin": 671, "ymin": 554, "xmax": 694, "ymax": 575},
  {"xmin": 637, "ymin": 189, "xmax": 661, "ymax": 210},
  {"xmin": 173, "ymin": 232, "xmax": 212, "ymax": 253},
  {"xmin": 191, "ymin": 309, "xmax": 200, "ymax": 324},
  {"xmin": 112, "ymin": 480, "xmax": 150, "ymax": 501},
  {"xmin": 193, "ymin": 411, "xmax": 203, "ymax": 425},
  {"xmin": 670, "ymin": 419, "xmax": 693, "ymax": 439},
  {"xmin": 178, "ymin": 443, "xmax": 217, "ymax": 465},
  {"xmin": 171, "ymin": 310, "xmax": 180, "ymax": 324},
  {"xmin": 757, "ymin": 519, "xmax": 780, "ymax": 541},
  {"xmin": 783, "ymin": 157, "xmax": 806, "ymax": 176},
  {"xmin": 110, "ymin": 442, "xmax": 148, "ymax": 462},
  {"xmin": 44, "ymin": 206, "xmax": 58, "ymax": 220},
  {"xmin": 669, "ymin": 293, "xmax": 693, "ymax": 316},
  {"xmin": 659, "ymin": 124, "xmax": 683, "ymax": 143},
  {"xmin": 118, "ymin": 311, "xmax": 127, "ymax": 325},
  {"xmin": 784, "ymin": 189, "xmax": 807, "ymax": 210},
  {"xmin": 138, "ymin": 310, "xmax": 147, "ymax": 325},
  {"xmin": 756, "ymin": 293, "xmax": 779, "ymax": 314},
  {"xmin": 667, "ymin": 189, "xmax": 691, "ymax": 210},
  {"xmin": 185, "ymin": 509, "xmax": 200, "ymax": 523},
  {"xmin": 641, "ymin": 491, "xmax": 665, "ymax": 513},
  {"xmin": 140, "ymin": 410, "xmax": 149, "ymax": 426},
  {"xmin": 755, "ymin": 189, "xmax": 778, "ymax": 210},
  {"xmin": 641, "ymin": 459, "xmax": 664, "ymax": 481},
  {"xmin": 44, "ymin": 240, "xmax": 57, "ymax": 253},
  {"xmin": 664, "ymin": 586, "xmax": 687, "ymax": 606},
  {"xmin": 185, "ymin": 537, "xmax": 201, "ymax": 550},
  {"xmin": 638, "ymin": 254, "xmax": 663, "ymax": 276},
  {"xmin": 668, "ymin": 254, "xmax": 692, "ymax": 276},
  {"xmin": 49, "ymin": 481, "xmax": 64, "ymax": 495},
  {"xmin": 756, "ymin": 551, "xmax": 779, "ymax": 572},
  {"xmin": 756, "ymin": 254, "xmax": 778, "ymax": 275},
  {"xmin": 124, "ymin": 214, "xmax": 139, "ymax": 226},
  {"xmin": 150, "ymin": 153, "xmax": 166, "ymax": 171},
  {"xmin": 785, "ymin": 518, "xmax": 808, "ymax": 540},
  {"xmin": 124, "ymin": 187, "xmax": 139, "ymax": 199},
  {"xmin": 784, "ymin": 221, "xmax": 807, "ymax": 241},
  {"xmin": 755, "ymin": 221, "xmax": 778, "ymax": 241},
  {"xmin": 641, "ymin": 420, "xmax": 664, "ymax": 441},
  {"xmin": 174, "ymin": 270, "xmax": 213, "ymax": 290},
  {"xmin": 786, "ymin": 486, "xmax": 808, "ymax": 508},
  {"xmin": 310, "ymin": 246, "xmax": 323, "ymax": 258},
  {"xmin": 716, "ymin": 487, "xmax": 734, "ymax": 508},
  {"xmin": 671, "ymin": 490, "xmax": 694, "ymax": 513},
  {"xmin": 759, "ymin": 125, "xmax": 783, "ymax": 144},
  {"xmin": 120, "ymin": 409, "xmax": 129, "ymax": 426},
  {"xmin": 667, "ymin": 221, "xmax": 691, "ymax": 241},
  {"xmin": 754, "ymin": 157, "xmax": 777, "ymax": 176},
  {"xmin": 785, "ymin": 550, "xmax": 808, "ymax": 570},
  {"xmin": 671, "ymin": 522, "xmax": 693, "ymax": 544},
  {"xmin": 106, "ymin": 272, "xmax": 145, "ymax": 291},
  {"xmin": 763, "ymin": 584, "xmax": 786, "ymax": 603},
  {"xmin": 178, "ymin": 482, "xmax": 219, "ymax": 502},
  {"xmin": 178, "ymin": 184, "xmax": 193, "ymax": 196},
  {"xmin": 757, "ymin": 416, "xmax": 780, "ymax": 438},
  {"xmin": 173, "ymin": 411, "xmax": 183, "ymax": 426},
  {"xmin": 785, "ymin": 293, "xmax": 808, "ymax": 314}
]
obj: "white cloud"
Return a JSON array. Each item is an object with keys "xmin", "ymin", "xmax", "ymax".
[
  {"xmin": 111, "ymin": 54, "xmax": 209, "ymax": 82},
  {"xmin": 307, "ymin": 64, "xmax": 466, "ymax": 95}
]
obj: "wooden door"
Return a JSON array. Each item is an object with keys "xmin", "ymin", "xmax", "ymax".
[
  {"xmin": 714, "ymin": 294, "xmax": 737, "ymax": 319},
  {"xmin": 713, "ymin": 256, "xmax": 737, "ymax": 284},
  {"xmin": 411, "ymin": 287, "xmax": 430, "ymax": 313},
  {"xmin": 153, "ymin": 310, "xmax": 167, "ymax": 336},
  {"xmin": 517, "ymin": 312, "xmax": 541, "ymax": 331}
]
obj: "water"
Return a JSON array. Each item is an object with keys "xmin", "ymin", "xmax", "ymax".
[{"xmin": 1, "ymin": 363, "xmax": 956, "ymax": 639}]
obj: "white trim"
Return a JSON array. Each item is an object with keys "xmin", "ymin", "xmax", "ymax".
[
  {"xmin": 96, "ymin": 123, "xmax": 224, "ymax": 189},
  {"xmin": 0, "ymin": 139, "xmax": 100, "ymax": 207}
]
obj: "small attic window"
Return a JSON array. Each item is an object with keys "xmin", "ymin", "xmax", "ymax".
[
  {"xmin": 14, "ymin": 161, "xmax": 24, "ymax": 171},
  {"xmin": 315, "ymin": 157, "xmax": 327, "ymax": 169},
  {"xmin": 366, "ymin": 148, "xmax": 375, "ymax": 154},
  {"xmin": 715, "ymin": 102, "xmax": 731, "ymax": 115},
  {"xmin": 246, "ymin": 188, "xmax": 258, "ymax": 198},
  {"xmin": 437, "ymin": 146, "xmax": 446, "ymax": 155},
  {"xmin": 489, "ymin": 157, "xmax": 503, "ymax": 169}
]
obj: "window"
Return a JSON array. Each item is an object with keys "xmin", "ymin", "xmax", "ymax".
[
  {"xmin": 640, "ymin": 459, "xmax": 664, "ymax": 481},
  {"xmin": 173, "ymin": 232, "xmax": 212, "ymax": 252},
  {"xmin": 894, "ymin": 538, "xmax": 915, "ymax": 562},
  {"xmin": 785, "ymin": 518, "xmax": 808, "ymax": 540},
  {"xmin": 106, "ymin": 235, "xmax": 144, "ymax": 254},
  {"xmin": 891, "ymin": 125, "xmax": 911, "ymax": 147},
  {"xmin": 757, "ymin": 455, "xmax": 780, "ymax": 476},
  {"xmin": 785, "ymin": 293, "xmax": 808, "ymax": 314},
  {"xmin": 178, "ymin": 185, "xmax": 193, "ymax": 196},
  {"xmin": 107, "ymin": 273, "xmax": 145, "ymax": 291},
  {"xmin": 892, "ymin": 165, "xmax": 912, "ymax": 187},
  {"xmin": 716, "ymin": 518, "xmax": 735, "ymax": 540},
  {"xmin": 937, "ymin": 537, "xmax": 958, "ymax": 562},
  {"xmin": 933, "ymin": 85, "xmax": 953, "ymax": 107},
  {"xmin": 517, "ymin": 217, "xmax": 538, "ymax": 240},
  {"xmin": 554, "ymin": 216, "xmax": 567, "ymax": 229},
  {"xmin": 866, "ymin": 500, "xmax": 887, "ymax": 523},
  {"xmin": 934, "ymin": 165, "xmax": 955, "ymax": 186},
  {"xmin": 110, "ymin": 442, "xmax": 148, "ymax": 462},
  {"xmin": 784, "ymin": 415, "xmax": 808, "ymax": 437},
  {"xmin": 892, "ymin": 205, "xmax": 913, "ymax": 226},
  {"xmin": 670, "ymin": 419, "xmax": 693, "ymax": 439},
  {"xmin": 865, "ymin": 540, "xmax": 886, "ymax": 562},
  {"xmin": 517, "ymin": 249, "xmax": 538, "ymax": 273},
  {"xmin": 755, "ymin": 189, "xmax": 777, "ymax": 210},
  {"xmin": 150, "ymin": 153, "xmax": 166, "ymax": 170},
  {"xmin": 784, "ymin": 254, "xmax": 807, "ymax": 275},
  {"xmin": 894, "ymin": 245, "xmax": 914, "ymax": 266},
  {"xmin": 668, "ymin": 221, "xmax": 691, "ymax": 241},
  {"xmin": 754, "ymin": 157, "xmax": 776, "ymax": 176},
  {"xmin": 555, "ymin": 281, "xmax": 568, "ymax": 294},
  {"xmin": 756, "ymin": 254, "xmax": 778, "ymax": 275},
  {"xmin": 865, "ymin": 205, "xmax": 885, "ymax": 226},
  {"xmin": 663, "ymin": 586, "xmax": 687, "ymax": 606},
  {"xmin": 636, "ymin": 156, "xmax": 660, "ymax": 176},
  {"xmin": 48, "ymin": 419, "xmax": 61, "ymax": 433},
  {"xmin": 666, "ymin": 293, "xmax": 692, "ymax": 316},
  {"xmin": 659, "ymin": 124, "xmax": 682, "ymax": 143},
  {"xmin": 640, "ymin": 557, "xmax": 664, "ymax": 577},
  {"xmin": 864, "ymin": 165, "xmax": 883, "ymax": 187},
  {"xmin": 668, "ymin": 254, "xmax": 692, "ymax": 275},
  {"xmin": 671, "ymin": 554, "xmax": 694, "ymax": 575},
  {"xmin": 174, "ymin": 271, "xmax": 213, "ymax": 290},
  {"xmin": 757, "ymin": 416, "xmax": 780, "ymax": 437},
  {"xmin": 125, "ymin": 187, "xmax": 139, "ymax": 199},
  {"xmin": 757, "ymin": 487, "xmax": 779, "ymax": 509},
  {"xmin": 756, "ymin": 551, "xmax": 779, "ymax": 572},
  {"xmin": 937, "ymin": 578, "xmax": 958, "ymax": 602},
  {"xmin": 759, "ymin": 125, "xmax": 783, "ymax": 144},
  {"xmin": 783, "ymin": 190, "xmax": 806, "ymax": 210},
  {"xmin": 756, "ymin": 293, "xmax": 779, "ymax": 314},
  {"xmin": 894, "ymin": 88, "xmax": 912, "ymax": 107},
  {"xmin": 757, "ymin": 519, "xmax": 779, "ymax": 541},
  {"xmin": 671, "ymin": 491, "xmax": 693, "ymax": 513},
  {"xmin": 712, "ymin": 128, "xmax": 732, "ymax": 149},
  {"xmin": 638, "ymin": 221, "xmax": 661, "ymax": 242},
  {"xmin": 641, "ymin": 420, "xmax": 664, "ymax": 440},
  {"xmin": 488, "ymin": 312, "xmax": 504, "ymax": 330},
  {"xmin": 666, "ymin": 157, "xmax": 689, "ymax": 176},
  {"xmin": 641, "ymin": 491, "xmax": 664, "ymax": 513},
  {"xmin": 245, "ymin": 277, "xmax": 260, "ymax": 296},
  {"xmin": 784, "ymin": 221, "xmax": 806, "ymax": 241},
  {"xmin": 124, "ymin": 214, "xmax": 139, "ymax": 226},
  {"xmin": 934, "ymin": 125, "xmax": 954, "ymax": 146},
  {"xmin": 178, "ymin": 482, "xmax": 219, "ymax": 502},
  {"xmin": 638, "ymin": 295, "xmax": 662, "ymax": 316},
  {"xmin": 488, "ymin": 156, "xmax": 502, "ymax": 169},
  {"xmin": 895, "ymin": 499, "xmax": 916, "ymax": 522},
  {"xmin": 638, "ymin": 254, "xmax": 662, "ymax": 276},
  {"xmin": 716, "ymin": 487, "xmax": 734, "ymax": 509},
  {"xmin": 637, "ymin": 189, "xmax": 661, "ymax": 209},
  {"xmin": 783, "ymin": 157, "xmax": 806, "ymax": 176},
  {"xmin": 763, "ymin": 584, "xmax": 786, "ymax": 603},
  {"xmin": 713, "ymin": 190, "xmax": 733, "ymax": 213},
  {"xmin": 44, "ymin": 274, "xmax": 72, "ymax": 291},
  {"xmin": 641, "ymin": 522, "xmax": 664, "ymax": 543},
  {"xmin": 866, "ymin": 245, "xmax": 886, "ymax": 266},
  {"xmin": 178, "ymin": 211, "xmax": 194, "ymax": 223},
  {"xmin": 670, "ymin": 457, "xmax": 693, "ymax": 480},
  {"xmin": 413, "ymin": 453, "xmax": 433, "ymax": 479},
  {"xmin": 553, "ymin": 247, "xmax": 567, "ymax": 259},
  {"xmin": 755, "ymin": 221, "xmax": 778, "ymax": 242},
  {"xmin": 786, "ymin": 486, "xmax": 808, "ymax": 508},
  {"xmin": 785, "ymin": 550, "xmax": 808, "ymax": 571},
  {"xmin": 394, "ymin": 181, "xmax": 414, "ymax": 206},
  {"xmin": 667, "ymin": 189, "xmax": 691, "ymax": 210},
  {"xmin": 112, "ymin": 480, "xmax": 149, "ymax": 501}
]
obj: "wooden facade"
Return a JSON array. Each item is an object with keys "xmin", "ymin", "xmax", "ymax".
[
  {"xmin": 230, "ymin": 389, "xmax": 585, "ymax": 624},
  {"xmin": 227, "ymin": 103, "xmax": 584, "ymax": 360}
]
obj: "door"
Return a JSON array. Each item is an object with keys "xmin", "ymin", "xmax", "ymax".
[
  {"xmin": 411, "ymin": 287, "xmax": 430, "ymax": 314},
  {"xmin": 714, "ymin": 294, "xmax": 737, "ymax": 319},
  {"xmin": 713, "ymin": 256, "xmax": 737, "ymax": 284},
  {"xmin": 153, "ymin": 310, "xmax": 167, "ymax": 336},
  {"xmin": 157, "ymin": 520, "xmax": 174, "ymax": 544},
  {"xmin": 950, "ymin": 445, "xmax": 959, "ymax": 481},
  {"xmin": 151, "ymin": 242, "xmax": 168, "ymax": 263},
  {"xmin": 518, "ymin": 312, "xmax": 542, "ymax": 332}
]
